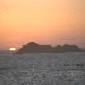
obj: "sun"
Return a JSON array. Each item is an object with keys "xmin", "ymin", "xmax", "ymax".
[{"xmin": 9, "ymin": 48, "xmax": 16, "ymax": 52}]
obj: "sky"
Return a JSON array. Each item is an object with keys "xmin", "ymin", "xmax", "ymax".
[{"xmin": 0, "ymin": 0, "xmax": 85, "ymax": 49}]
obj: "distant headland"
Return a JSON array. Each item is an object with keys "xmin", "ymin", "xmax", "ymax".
[{"xmin": 16, "ymin": 42, "xmax": 84, "ymax": 53}]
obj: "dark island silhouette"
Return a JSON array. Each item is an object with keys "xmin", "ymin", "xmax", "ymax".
[{"xmin": 16, "ymin": 42, "xmax": 84, "ymax": 53}]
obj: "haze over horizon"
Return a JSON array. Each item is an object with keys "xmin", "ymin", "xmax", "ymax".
[{"xmin": 0, "ymin": 0, "xmax": 85, "ymax": 50}]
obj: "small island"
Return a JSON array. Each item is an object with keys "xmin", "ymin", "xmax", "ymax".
[{"xmin": 16, "ymin": 42, "xmax": 84, "ymax": 54}]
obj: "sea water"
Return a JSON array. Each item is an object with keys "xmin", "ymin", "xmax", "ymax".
[{"xmin": 0, "ymin": 52, "xmax": 85, "ymax": 85}]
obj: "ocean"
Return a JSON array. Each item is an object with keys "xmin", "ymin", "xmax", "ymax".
[{"xmin": 0, "ymin": 52, "xmax": 85, "ymax": 85}]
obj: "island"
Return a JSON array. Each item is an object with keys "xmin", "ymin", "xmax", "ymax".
[{"xmin": 16, "ymin": 42, "xmax": 84, "ymax": 54}]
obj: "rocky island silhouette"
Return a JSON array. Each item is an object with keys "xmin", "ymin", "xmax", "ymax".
[{"xmin": 16, "ymin": 42, "xmax": 84, "ymax": 53}]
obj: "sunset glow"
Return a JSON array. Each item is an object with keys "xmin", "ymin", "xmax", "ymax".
[
  {"xmin": 0, "ymin": 0, "xmax": 85, "ymax": 49},
  {"xmin": 9, "ymin": 48, "xmax": 16, "ymax": 51}
]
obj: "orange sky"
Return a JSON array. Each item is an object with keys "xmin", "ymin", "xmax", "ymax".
[{"xmin": 0, "ymin": 0, "xmax": 85, "ymax": 49}]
